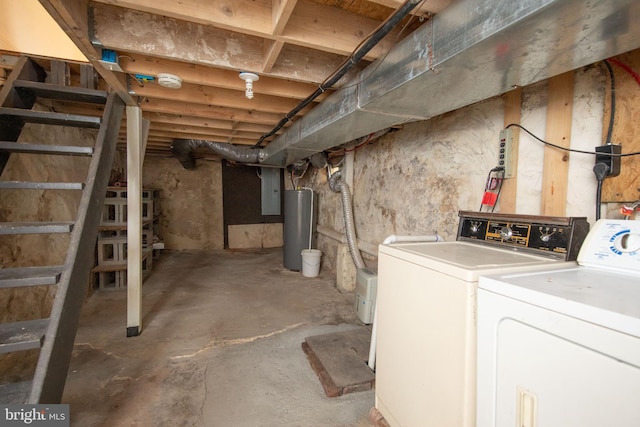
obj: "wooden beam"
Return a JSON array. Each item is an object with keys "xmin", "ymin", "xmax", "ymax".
[
  {"xmin": 282, "ymin": 0, "xmax": 394, "ymax": 59},
  {"xmin": 131, "ymin": 80, "xmax": 301, "ymax": 115},
  {"xmin": 141, "ymin": 98, "xmax": 298, "ymax": 125},
  {"xmin": 263, "ymin": 40, "xmax": 285, "ymax": 73},
  {"xmin": 144, "ymin": 113, "xmax": 278, "ymax": 134},
  {"xmin": 120, "ymin": 129, "xmax": 263, "ymax": 146},
  {"xmin": 499, "ymin": 88, "xmax": 521, "ymax": 213},
  {"xmin": 92, "ymin": 0, "xmax": 398, "ymax": 59},
  {"xmin": 38, "ymin": 0, "xmax": 136, "ymax": 106},
  {"xmin": 119, "ymin": 53, "xmax": 329, "ymax": 101},
  {"xmin": 367, "ymin": 0, "xmax": 449, "ymax": 14},
  {"xmin": 541, "ymin": 72, "xmax": 574, "ymax": 216},
  {"xmin": 93, "ymin": 0, "xmax": 273, "ymax": 34},
  {"xmin": 91, "ymin": 3, "xmax": 361, "ymax": 85},
  {"xmin": 148, "ymin": 123, "xmax": 266, "ymax": 139},
  {"xmin": 273, "ymin": 0, "xmax": 298, "ymax": 35}
]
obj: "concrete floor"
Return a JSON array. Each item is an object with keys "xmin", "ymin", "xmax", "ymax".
[{"xmin": 63, "ymin": 248, "xmax": 376, "ymax": 426}]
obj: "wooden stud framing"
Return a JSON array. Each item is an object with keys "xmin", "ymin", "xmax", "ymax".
[
  {"xmin": 499, "ymin": 88, "xmax": 521, "ymax": 213},
  {"xmin": 541, "ymin": 72, "xmax": 574, "ymax": 216}
]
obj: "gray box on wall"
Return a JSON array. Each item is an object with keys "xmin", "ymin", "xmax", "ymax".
[{"xmin": 261, "ymin": 167, "xmax": 281, "ymax": 215}]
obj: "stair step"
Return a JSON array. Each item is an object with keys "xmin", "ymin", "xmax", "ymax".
[
  {"xmin": 0, "ymin": 181, "xmax": 84, "ymax": 190},
  {"xmin": 0, "ymin": 318, "xmax": 48, "ymax": 354},
  {"xmin": 0, "ymin": 381, "xmax": 32, "ymax": 404},
  {"xmin": 0, "ymin": 141, "xmax": 93, "ymax": 156},
  {"xmin": 0, "ymin": 222, "xmax": 74, "ymax": 235},
  {"xmin": 0, "ymin": 266, "xmax": 64, "ymax": 288},
  {"xmin": 14, "ymin": 80, "xmax": 108, "ymax": 104},
  {"xmin": 0, "ymin": 108, "xmax": 101, "ymax": 129}
]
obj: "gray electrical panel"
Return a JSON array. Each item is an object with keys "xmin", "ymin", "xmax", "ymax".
[{"xmin": 261, "ymin": 167, "xmax": 281, "ymax": 215}]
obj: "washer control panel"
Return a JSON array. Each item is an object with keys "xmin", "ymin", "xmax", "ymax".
[
  {"xmin": 457, "ymin": 211, "xmax": 590, "ymax": 260},
  {"xmin": 578, "ymin": 219, "xmax": 640, "ymax": 273}
]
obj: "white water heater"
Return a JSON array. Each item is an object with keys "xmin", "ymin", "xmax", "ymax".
[{"xmin": 355, "ymin": 268, "xmax": 377, "ymax": 324}]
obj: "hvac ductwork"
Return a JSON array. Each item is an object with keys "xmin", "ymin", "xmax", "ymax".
[
  {"xmin": 171, "ymin": 139, "xmax": 263, "ymax": 169},
  {"xmin": 261, "ymin": 0, "xmax": 640, "ymax": 166}
]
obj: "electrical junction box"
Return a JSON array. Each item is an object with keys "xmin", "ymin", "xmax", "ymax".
[
  {"xmin": 355, "ymin": 268, "xmax": 377, "ymax": 324},
  {"xmin": 595, "ymin": 144, "xmax": 621, "ymax": 177}
]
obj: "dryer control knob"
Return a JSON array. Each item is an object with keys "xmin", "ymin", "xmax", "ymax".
[
  {"xmin": 500, "ymin": 226, "xmax": 513, "ymax": 240},
  {"xmin": 616, "ymin": 232, "xmax": 640, "ymax": 253}
]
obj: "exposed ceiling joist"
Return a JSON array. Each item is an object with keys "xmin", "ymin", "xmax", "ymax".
[{"xmin": 31, "ymin": 0, "xmax": 437, "ymax": 155}]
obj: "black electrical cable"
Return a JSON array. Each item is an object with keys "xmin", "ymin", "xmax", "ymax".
[
  {"xmin": 591, "ymin": 60, "xmax": 616, "ymax": 222},
  {"xmin": 505, "ymin": 123, "xmax": 640, "ymax": 157},
  {"xmin": 593, "ymin": 162, "xmax": 609, "ymax": 221},
  {"xmin": 603, "ymin": 60, "xmax": 616, "ymax": 146},
  {"xmin": 252, "ymin": 0, "xmax": 423, "ymax": 148}
]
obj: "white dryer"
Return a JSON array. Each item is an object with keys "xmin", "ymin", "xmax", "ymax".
[
  {"xmin": 375, "ymin": 211, "xmax": 589, "ymax": 427},
  {"xmin": 477, "ymin": 219, "xmax": 640, "ymax": 427}
]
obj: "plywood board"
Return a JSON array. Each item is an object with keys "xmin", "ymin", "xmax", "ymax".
[
  {"xmin": 601, "ymin": 49, "xmax": 640, "ymax": 202},
  {"xmin": 227, "ymin": 223, "xmax": 283, "ymax": 249},
  {"xmin": 302, "ymin": 327, "xmax": 374, "ymax": 397}
]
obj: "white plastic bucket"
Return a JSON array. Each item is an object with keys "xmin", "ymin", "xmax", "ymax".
[{"xmin": 301, "ymin": 249, "xmax": 322, "ymax": 277}]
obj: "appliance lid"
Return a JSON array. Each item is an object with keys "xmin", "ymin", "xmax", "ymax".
[
  {"xmin": 479, "ymin": 267, "xmax": 640, "ymax": 338},
  {"xmin": 379, "ymin": 241, "xmax": 568, "ymax": 282}
]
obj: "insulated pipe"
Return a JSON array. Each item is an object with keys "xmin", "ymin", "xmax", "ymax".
[
  {"xmin": 171, "ymin": 139, "xmax": 263, "ymax": 169},
  {"xmin": 329, "ymin": 171, "xmax": 365, "ymax": 269},
  {"xmin": 368, "ymin": 233, "xmax": 444, "ymax": 371}
]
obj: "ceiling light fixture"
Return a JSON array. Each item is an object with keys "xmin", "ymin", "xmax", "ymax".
[
  {"xmin": 157, "ymin": 73, "xmax": 182, "ymax": 89},
  {"xmin": 239, "ymin": 72, "xmax": 259, "ymax": 99}
]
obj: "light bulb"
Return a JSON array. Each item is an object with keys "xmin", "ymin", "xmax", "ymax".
[{"xmin": 239, "ymin": 72, "xmax": 259, "ymax": 99}]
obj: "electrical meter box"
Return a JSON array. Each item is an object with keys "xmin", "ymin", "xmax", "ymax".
[{"xmin": 355, "ymin": 268, "xmax": 378, "ymax": 324}]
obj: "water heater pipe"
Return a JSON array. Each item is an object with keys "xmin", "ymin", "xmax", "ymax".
[{"xmin": 301, "ymin": 187, "xmax": 314, "ymax": 250}]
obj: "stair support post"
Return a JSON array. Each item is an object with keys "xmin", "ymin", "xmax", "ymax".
[{"xmin": 126, "ymin": 105, "xmax": 148, "ymax": 337}]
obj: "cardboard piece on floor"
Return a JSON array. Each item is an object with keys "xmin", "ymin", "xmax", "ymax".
[{"xmin": 302, "ymin": 327, "xmax": 375, "ymax": 397}]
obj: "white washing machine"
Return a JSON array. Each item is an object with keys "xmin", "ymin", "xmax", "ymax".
[
  {"xmin": 477, "ymin": 219, "xmax": 640, "ymax": 427},
  {"xmin": 375, "ymin": 211, "xmax": 589, "ymax": 427}
]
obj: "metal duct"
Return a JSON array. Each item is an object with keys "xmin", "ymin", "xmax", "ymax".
[
  {"xmin": 261, "ymin": 0, "xmax": 640, "ymax": 166},
  {"xmin": 171, "ymin": 139, "xmax": 263, "ymax": 169}
]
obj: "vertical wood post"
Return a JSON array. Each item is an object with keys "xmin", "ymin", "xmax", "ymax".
[
  {"xmin": 127, "ymin": 106, "xmax": 143, "ymax": 337},
  {"xmin": 499, "ymin": 88, "xmax": 521, "ymax": 213},
  {"xmin": 541, "ymin": 72, "xmax": 574, "ymax": 216}
]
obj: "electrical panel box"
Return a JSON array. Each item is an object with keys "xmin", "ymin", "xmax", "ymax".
[
  {"xmin": 261, "ymin": 167, "xmax": 281, "ymax": 215},
  {"xmin": 355, "ymin": 268, "xmax": 378, "ymax": 324},
  {"xmin": 499, "ymin": 129, "xmax": 516, "ymax": 178}
]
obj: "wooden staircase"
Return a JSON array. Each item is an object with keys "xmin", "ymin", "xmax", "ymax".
[{"xmin": 0, "ymin": 57, "xmax": 124, "ymax": 403}]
